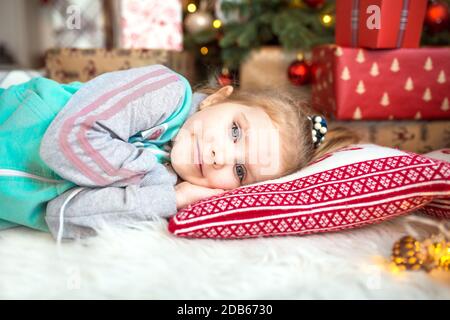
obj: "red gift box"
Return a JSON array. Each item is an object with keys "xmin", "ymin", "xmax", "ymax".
[
  {"xmin": 311, "ymin": 45, "xmax": 450, "ymax": 120},
  {"xmin": 335, "ymin": 0, "xmax": 427, "ymax": 48}
]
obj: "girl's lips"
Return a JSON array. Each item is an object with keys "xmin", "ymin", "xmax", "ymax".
[{"xmin": 196, "ymin": 137, "xmax": 203, "ymax": 177}]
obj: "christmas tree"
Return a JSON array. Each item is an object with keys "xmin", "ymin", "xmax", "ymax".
[
  {"xmin": 217, "ymin": 0, "xmax": 335, "ymax": 69},
  {"xmin": 183, "ymin": 0, "xmax": 450, "ymax": 83}
]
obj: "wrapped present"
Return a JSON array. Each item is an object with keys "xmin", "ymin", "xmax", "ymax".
[
  {"xmin": 311, "ymin": 45, "xmax": 450, "ymax": 120},
  {"xmin": 51, "ymin": 0, "xmax": 106, "ymax": 48},
  {"xmin": 329, "ymin": 120, "xmax": 450, "ymax": 154},
  {"xmin": 239, "ymin": 46, "xmax": 311, "ymax": 98},
  {"xmin": 45, "ymin": 48, "xmax": 196, "ymax": 84},
  {"xmin": 335, "ymin": 0, "xmax": 427, "ymax": 48},
  {"xmin": 118, "ymin": 0, "xmax": 183, "ymax": 51}
]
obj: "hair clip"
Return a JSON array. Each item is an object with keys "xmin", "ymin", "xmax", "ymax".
[{"xmin": 308, "ymin": 115, "xmax": 328, "ymax": 148}]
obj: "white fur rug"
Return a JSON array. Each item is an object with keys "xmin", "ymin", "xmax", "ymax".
[{"xmin": 0, "ymin": 213, "xmax": 448, "ymax": 299}]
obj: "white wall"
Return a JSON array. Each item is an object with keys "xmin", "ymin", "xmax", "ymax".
[{"xmin": 0, "ymin": 0, "xmax": 54, "ymax": 68}]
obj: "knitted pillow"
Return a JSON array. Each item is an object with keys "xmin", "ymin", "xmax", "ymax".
[
  {"xmin": 168, "ymin": 144, "xmax": 450, "ymax": 239},
  {"xmin": 420, "ymin": 149, "xmax": 450, "ymax": 219}
]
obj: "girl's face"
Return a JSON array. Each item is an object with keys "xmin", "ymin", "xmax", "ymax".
[{"xmin": 170, "ymin": 93, "xmax": 283, "ymax": 190}]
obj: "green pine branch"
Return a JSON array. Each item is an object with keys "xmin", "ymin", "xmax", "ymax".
[
  {"xmin": 183, "ymin": 0, "xmax": 449, "ymax": 71},
  {"xmin": 218, "ymin": 0, "xmax": 335, "ymax": 69}
]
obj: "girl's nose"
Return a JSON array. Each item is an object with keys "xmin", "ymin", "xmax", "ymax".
[
  {"xmin": 211, "ymin": 147, "xmax": 233, "ymax": 169},
  {"xmin": 211, "ymin": 150, "xmax": 223, "ymax": 169}
]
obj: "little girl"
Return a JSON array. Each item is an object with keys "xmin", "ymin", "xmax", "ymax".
[{"xmin": 0, "ymin": 64, "xmax": 359, "ymax": 240}]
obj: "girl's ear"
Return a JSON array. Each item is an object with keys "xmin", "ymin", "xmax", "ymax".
[{"xmin": 199, "ymin": 85, "xmax": 233, "ymax": 110}]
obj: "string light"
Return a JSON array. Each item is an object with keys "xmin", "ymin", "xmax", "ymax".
[
  {"xmin": 321, "ymin": 14, "xmax": 333, "ymax": 26},
  {"xmin": 200, "ymin": 46, "xmax": 209, "ymax": 55},
  {"xmin": 388, "ymin": 216, "xmax": 450, "ymax": 275},
  {"xmin": 213, "ymin": 19, "xmax": 222, "ymax": 29},
  {"xmin": 187, "ymin": 3, "xmax": 197, "ymax": 13}
]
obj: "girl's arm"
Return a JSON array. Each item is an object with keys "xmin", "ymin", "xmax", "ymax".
[
  {"xmin": 40, "ymin": 64, "xmax": 187, "ymax": 187},
  {"xmin": 45, "ymin": 163, "xmax": 224, "ymax": 240},
  {"xmin": 45, "ymin": 162, "xmax": 178, "ymax": 240}
]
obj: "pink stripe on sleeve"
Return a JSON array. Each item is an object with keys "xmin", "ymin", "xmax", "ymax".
[
  {"xmin": 59, "ymin": 67, "xmax": 172, "ymax": 185},
  {"xmin": 76, "ymin": 74, "xmax": 180, "ymax": 180}
]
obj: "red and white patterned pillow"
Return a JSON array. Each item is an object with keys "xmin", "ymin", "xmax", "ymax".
[
  {"xmin": 168, "ymin": 144, "xmax": 450, "ymax": 239},
  {"xmin": 420, "ymin": 149, "xmax": 450, "ymax": 219}
]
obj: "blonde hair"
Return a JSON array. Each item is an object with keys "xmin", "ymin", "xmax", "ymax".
[{"xmin": 194, "ymin": 83, "xmax": 361, "ymax": 179}]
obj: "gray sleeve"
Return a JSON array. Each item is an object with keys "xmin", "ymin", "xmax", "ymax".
[
  {"xmin": 45, "ymin": 162, "xmax": 178, "ymax": 240},
  {"xmin": 40, "ymin": 64, "xmax": 186, "ymax": 188}
]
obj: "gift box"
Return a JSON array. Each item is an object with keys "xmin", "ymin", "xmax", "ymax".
[
  {"xmin": 117, "ymin": 0, "xmax": 183, "ymax": 51},
  {"xmin": 51, "ymin": 0, "xmax": 106, "ymax": 48},
  {"xmin": 311, "ymin": 45, "xmax": 450, "ymax": 120},
  {"xmin": 239, "ymin": 46, "xmax": 310, "ymax": 97},
  {"xmin": 45, "ymin": 48, "xmax": 197, "ymax": 84},
  {"xmin": 335, "ymin": 0, "xmax": 427, "ymax": 48},
  {"xmin": 329, "ymin": 120, "xmax": 450, "ymax": 154}
]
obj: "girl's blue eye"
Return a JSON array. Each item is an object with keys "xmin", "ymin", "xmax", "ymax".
[
  {"xmin": 231, "ymin": 121, "xmax": 245, "ymax": 183},
  {"xmin": 234, "ymin": 164, "xmax": 246, "ymax": 183},
  {"xmin": 231, "ymin": 122, "xmax": 241, "ymax": 142}
]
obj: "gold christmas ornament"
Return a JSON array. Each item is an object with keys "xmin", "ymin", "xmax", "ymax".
[{"xmin": 184, "ymin": 0, "xmax": 213, "ymax": 34}]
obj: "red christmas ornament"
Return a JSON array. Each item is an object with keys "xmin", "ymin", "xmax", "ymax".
[
  {"xmin": 425, "ymin": 1, "xmax": 450, "ymax": 33},
  {"xmin": 303, "ymin": 0, "xmax": 325, "ymax": 9},
  {"xmin": 287, "ymin": 59, "xmax": 311, "ymax": 86}
]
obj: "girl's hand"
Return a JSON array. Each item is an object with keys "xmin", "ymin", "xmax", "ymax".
[{"xmin": 175, "ymin": 181, "xmax": 225, "ymax": 210}]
